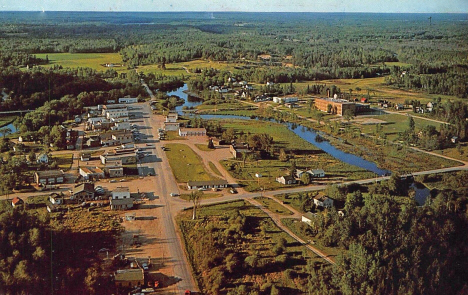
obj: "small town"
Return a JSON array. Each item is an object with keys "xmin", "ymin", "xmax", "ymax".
[{"xmin": 0, "ymin": 5, "xmax": 467, "ymax": 295}]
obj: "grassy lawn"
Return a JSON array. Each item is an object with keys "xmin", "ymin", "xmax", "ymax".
[
  {"xmin": 35, "ymin": 53, "xmax": 126, "ymax": 72},
  {"xmin": 52, "ymin": 153, "xmax": 74, "ymax": 170},
  {"xmin": 179, "ymin": 192, "xmax": 223, "ymax": 201},
  {"xmin": 254, "ymin": 196, "xmax": 293, "ymax": 215},
  {"xmin": 195, "ymin": 143, "xmax": 213, "ymax": 152},
  {"xmin": 208, "ymin": 161, "xmax": 223, "ymax": 177},
  {"xmin": 164, "ymin": 143, "xmax": 218, "ymax": 183},
  {"xmin": 165, "ymin": 131, "xmax": 186, "ymax": 141},
  {"xmin": 274, "ymin": 193, "xmax": 308, "ymax": 213},
  {"xmin": 0, "ymin": 115, "xmax": 17, "ymax": 128},
  {"xmin": 177, "ymin": 200, "xmax": 328, "ymax": 294}
]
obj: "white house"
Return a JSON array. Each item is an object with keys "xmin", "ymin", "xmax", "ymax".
[
  {"xmin": 310, "ymin": 169, "xmax": 325, "ymax": 178},
  {"xmin": 314, "ymin": 195, "xmax": 334, "ymax": 208},
  {"xmin": 112, "ymin": 121, "xmax": 131, "ymax": 131},
  {"xmin": 166, "ymin": 113, "xmax": 178, "ymax": 123},
  {"xmin": 301, "ymin": 212, "xmax": 317, "ymax": 226},
  {"xmin": 79, "ymin": 167, "xmax": 105, "ymax": 180},
  {"xmin": 118, "ymin": 97, "xmax": 138, "ymax": 104},
  {"xmin": 37, "ymin": 153, "xmax": 49, "ymax": 164},
  {"xmin": 276, "ymin": 175, "xmax": 297, "ymax": 185},
  {"xmin": 111, "ymin": 187, "xmax": 131, "ymax": 199},
  {"xmin": 273, "ymin": 97, "xmax": 298, "ymax": 104}
]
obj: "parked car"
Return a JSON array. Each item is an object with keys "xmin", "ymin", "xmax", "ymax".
[{"xmin": 170, "ymin": 193, "xmax": 179, "ymax": 197}]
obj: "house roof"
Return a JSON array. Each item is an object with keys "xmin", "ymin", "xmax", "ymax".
[
  {"xmin": 303, "ymin": 212, "xmax": 316, "ymax": 220},
  {"xmin": 113, "ymin": 187, "xmax": 130, "ymax": 193},
  {"xmin": 73, "ymin": 183, "xmax": 95, "ymax": 194},
  {"xmin": 179, "ymin": 128, "xmax": 207, "ymax": 133},
  {"xmin": 187, "ymin": 180, "xmax": 228, "ymax": 187},
  {"xmin": 11, "ymin": 197, "xmax": 24, "ymax": 205},
  {"xmin": 105, "ymin": 160, "xmax": 123, "ymax": 167},
  {"xmin": 281, "ymin": 175, "xmax": 296, "ymax": 181},
  {"xmin": 314, "ymin": 194, "xmax": 330, "ymax": 202},
  {"xmin": 35, "ymin": 170, "xmax": 64, "ymax": 178},
  {"xmin": 80, "ymin": 167, "xmax": 104, "ymax": 175},
  {"xmin": 310, "ymin": 169, "xmax": 325, "ymax": 174},
  {"xmin": 114, "ymin": 269, "xmax": 144, "ymax": 282}
]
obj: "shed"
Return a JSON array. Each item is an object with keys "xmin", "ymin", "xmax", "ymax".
[
  {"xmin": 114, "ymin": 269, "xmax": 144, "ymax": 288},
  {"xmin": 11, "ymin": 197, "xmax": 24, "ymax": 207}
]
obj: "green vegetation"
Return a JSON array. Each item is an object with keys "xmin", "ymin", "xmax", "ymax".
[
  {"xmin": 178, "ymin": 200, "xmax": 326, "ymax": 294},
  {"xmin": 208, "ymin": 161, "xmax": 223, "ymax": 177},
  {"xmin": 0, "ymin": 116, "xmax": 17, "ymax": 128},
  {"xmin": 253, "ymin": 196, "xmax": 293, "ymax": 215},
  {"xmin": 213, "ymin": 119, "xmax": 374, "ymax": 191},
  {"xmin": 164, "ymin": 143, "xmax": 217, "ymax": 183},
  {"xmin": 195, "ymin": 143, "xmax": 214, "ymax": 152},
  {"xmin": 34, "ymin": 53, "xmax": 125, "ymax": 72},
  {"xmin": 52, "ymin": 153, "xmax": 74, "ymax": 170}
]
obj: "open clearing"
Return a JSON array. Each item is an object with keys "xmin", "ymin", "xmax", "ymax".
[
  {"xmin": 34, "ymin": 53, "xmax": 125, "ymax": 72},
  {"xmin": 164, "ymin": 143, "xmax": 218, "ymax": 183}
]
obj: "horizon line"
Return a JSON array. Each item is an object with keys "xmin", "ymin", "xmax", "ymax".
[{"xmin": 1, "ymin": 10, "xmax": 467, "ymax": 14}]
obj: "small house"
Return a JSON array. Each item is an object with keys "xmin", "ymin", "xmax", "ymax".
[
  {"xmin": 72, "ymin": 183, "xmax": 95, "ymax": 201},
  {"xmin": 111, "ymin": 187, "xmax": 131, "ymax": 199},
  {"xmin": 301, "ymin": 212, "xmax": 317, "ymax": 226},
  {"xmin": 451, "ymin": 136, "xmax": 459, "ymax": 144},
  {"xmin": 79, "ymin": 167, "xmax": 105, "ymax": 180},
  {"xmin": 309, "ymin": 169, "xmax": 325, "ymax": 178},
  {"xmin": 110, "ymin": 198, "xmax": 134, "ymax": 210},
  {"xmin": 81, "ymin": 153, "xmax": 91, "ymax": 161},
  {"xmin": 276, "ymin": 175, "xmax": 297, "ymax": 185},
  {"xmin": 49, "ymin": 193, "xmax": 63, "ymax": 205},
  {"xmin": 114, "ymin": 269, "xmax": 144, "ymax": 288},
  {"xmin": 11, "ymin": 197, "xmax": 24, "ymax": 208},
  {"xmin": 314, "ymin": 194, "xmax": 334, "ymax": 208}
]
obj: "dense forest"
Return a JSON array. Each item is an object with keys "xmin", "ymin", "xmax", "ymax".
[{"xmin": 0, "ymin": 12, "xmax": 467, "ymax": 96}]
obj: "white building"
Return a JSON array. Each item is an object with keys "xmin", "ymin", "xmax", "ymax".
[
  {"xmin": 166, "ymin": 113, "xmax": 178, "ymax": 123},
  {"xmin": 301, "ymin": 212, "xmax": 317, "ymax": 226},
  {"xmin": 179, "ymin": 128, "xmax": 207, "ymax": 137},
  {"xmin": 118, "ymin": 97, "xmax": 138, "ymax": 104},
  {"xmin": 314, "ymin": 195, "xmax": 334, "ymax": 208},
  {"xmin": 111, "ymin": 187, "xmax": 131, "ymax": 200}
]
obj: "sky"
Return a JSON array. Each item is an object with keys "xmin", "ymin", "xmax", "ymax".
[{"xmin": 1, "ymin": 0, "xmax": 467, "ymax": 13}]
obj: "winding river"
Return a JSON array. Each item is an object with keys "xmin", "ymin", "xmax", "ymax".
[{"xmin": 168, "ymin": 85, "xmax": 390, "ymax": 176}]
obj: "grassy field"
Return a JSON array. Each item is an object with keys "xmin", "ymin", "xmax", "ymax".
[
  {"xmin": 195, "ymin": 143, "xmax": 213, "ymax": 152},
  {"xmin": 179, "ymin": 192, "xmax": 223, "ymax": 201},
  {"xmin": 0, "ymin": 116, "xmax": 17, "ymax": 128},
  {"xmin": 177, "ymin": 200, "xmax": 328, "ymax": 294},
  {"xmin": 254, "ymin": 196, "xmax": 293, "ymax": 215},
  {"xmin": 34, "ymin": 53, "xmax": 126, "ymax": 72},
  {"xmin": 294, "ymin": 77, "xmax": 462, "ymax": 105},
  {"xmin": 164, "ymin": 143, "xmax": 218, "ymax": 183},
  {"xmin": 282, "ymin": 218, "xmax": 344, "ymax": 259},
  {"xmin": 213, "ymin": 119, "xmax": 375, "ymax": 191},
  {"xmin": 208, "ymin": 161, "xmax": 223, "ymax": 177},
  {"xmin": 52, "ymin": 153, "xmax": 74, "ymax": 171},
  {"xmin": 137, "ymin": 59, "xmax": 246, "ymax": 77},
  {"xmin": 357, "ymin": 113, "xmax": 441, "ymax": 141}
]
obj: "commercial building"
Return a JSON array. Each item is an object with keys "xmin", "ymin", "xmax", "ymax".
[
  {"xmin": 314, "ymin": 97, "xmax": 356, "ymax": 116},
  {"xmin": 34, "ymin": 170, "xmax": 65, "ymax": 185}
]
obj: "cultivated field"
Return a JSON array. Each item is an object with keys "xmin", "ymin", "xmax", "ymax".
[{"xmin": 34, "ymin": 53, "xmax": 126, "ymax": 72}]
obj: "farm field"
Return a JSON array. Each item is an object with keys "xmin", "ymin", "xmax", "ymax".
[{"xmin": 34, "ymin": 53, "xmax": 126, "ymax": 72}]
